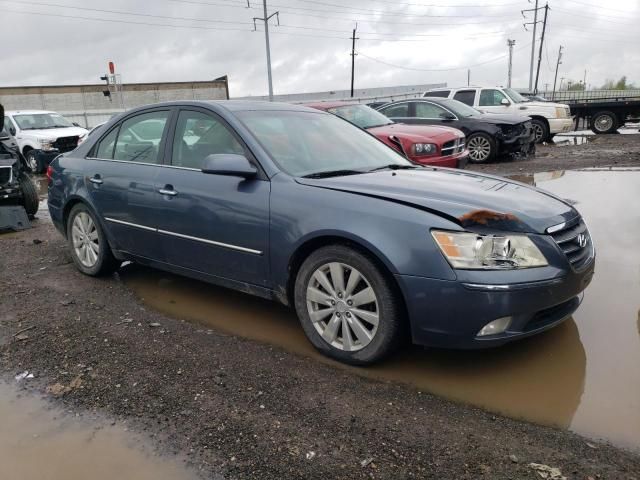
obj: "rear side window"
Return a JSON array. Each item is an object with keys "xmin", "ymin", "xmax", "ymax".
[
  {"xmin": 424, "ymin": 90, "xmax": 450, "ymax": 98},
  {"xmin": 453, "ymin": 90, "xmax": 476, "ymax": 106},
  {"xmin": 172, "ymin": 110, "xmax": 244, "ymax": 169},
  {"xmin": 113, "ymin": 111, "xmax": 169, "ymax": 164},
  {"xmin": 378, "ymin": 103, "xmax": 409, "ymax": 117},
  {"xmin": 479, "ymin": 89, "xmax": 508, "ymax": 106},
  {"xmin": 95, "ymin": 127, "xmax": 118, "ymax": 159}
]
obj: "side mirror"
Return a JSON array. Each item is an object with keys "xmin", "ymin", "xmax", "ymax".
[
  {"xmin": 201, "ymin": 153, "xmax": 257, "ymax": 178},
  {"xmin": 440, "ymin": 112, "xmax": 456, "ymax": 121},
  {"xmin": 500, "ymin": 98, "xmax": 511, "ymax": 106}
]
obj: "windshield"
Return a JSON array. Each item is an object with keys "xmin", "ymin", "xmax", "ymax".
[
  {"xmin": 503, "ymin": 88, "xmax": 528, "ymax": 103},
  {"xmin": 326, "ymin": 104, "xmax": 393, "ymax": 129},
  {"xmin": 436, "ymin": 99, "xmax": 482, "ymax": 118},
  {"xmin": 238, "ymin": 110, "xmax": 411, "ymax": 177},
  {"xmin": 14, "ymin": 113, "xmax": 74, "ymax": 130}
]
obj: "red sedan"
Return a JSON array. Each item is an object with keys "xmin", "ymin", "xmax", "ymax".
[{"xmin": 304, "ymin": 102, "xmax": 468, "ymax": 168}]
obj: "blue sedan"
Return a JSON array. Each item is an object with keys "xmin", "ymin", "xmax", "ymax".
[{"xmin": 47, "ymin": 101, "xmax": 595, "ymax": 365}]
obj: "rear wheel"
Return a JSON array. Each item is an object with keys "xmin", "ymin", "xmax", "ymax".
[
  {"xmin": 294, "ymin": 245, "xmax": 403, "ymax": 365},
  {"xmin": 18, "ymin": 175, "xmax": 39, "ymax": 218},
  {"xmin": 467, "ymin": 133, "xmax": 495, "ymax": 163},
  {"xmin": 66, "ymin": 204, "xmax": 119, "ymax": 276},
  {"xmin": 591, "ymin": 111, "xmax": 618, "ymax": 134}
]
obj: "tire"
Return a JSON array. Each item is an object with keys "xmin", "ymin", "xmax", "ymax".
[
  {"xmin": 18, "ymin": 175, "xmax": 39, "ymax": 218},
  {"xmin": 531, "ymin": 119, "xmax": 549, "ymax": 144},
  {"xmin": 467, "ymin": 132, "xmax": 496, "ymax": 163},
  {"xmin": 66, "ymin": 203, "xmax": 119, "ymax": 276},
  {"xmin": 24, "ymin": 149, "xmax": 44, "ymax": 174},
  {"xmin": 591, "ymin": 111, "xmax": 618, "ymax": 134},
  {"xmin": 294, "ymin": 245, "xmax": 404, "ymax": 365}
]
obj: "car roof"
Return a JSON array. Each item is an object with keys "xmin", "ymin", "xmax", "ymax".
[
  {"xmin": 302, "ymin": 101, "xmax": 359, "ymax": 111},
  {"xmin": 102, "ymin": 100, "xmax": 323, "ymax": 117}
]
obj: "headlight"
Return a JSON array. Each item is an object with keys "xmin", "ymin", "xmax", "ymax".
[
  {"xmin": 39, "ymin": 139, "xmax": 55, "ymax": 151},
  {"xmin": 431, "ymin": 230, "xmax": 548, "ymax": 269},
  {"xmin": 554, "ymin": 107, "xmax": 566, "ymax": 118},
  {"xmin": 413, "ymin": 143, "xmax": 437, "ymax": 156}
]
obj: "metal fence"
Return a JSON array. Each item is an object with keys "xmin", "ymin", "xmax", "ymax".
[{"xmin": 540, "ymin": 89, "xmax": 640, "ymax": 103}]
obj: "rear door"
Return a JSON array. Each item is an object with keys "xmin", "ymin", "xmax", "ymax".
[
  {"xmin": 86, "ymin": 109, "xmax": 171, "ymax": 260},
  {"xmin": 452, "ymin": 89, "xmax": 478, "ymax": 107},
  {"xmin": 377, "ymin": 102, "xmax": 412, "ymax": 124},
  {"xmin": 155, "ymin": 107, "xmax": 270, "ymax": 286}
]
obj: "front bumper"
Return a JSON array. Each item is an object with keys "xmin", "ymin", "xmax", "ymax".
[
  {"xmin": 498, "ymin": 131, "xmax": 536, "ymax": 157},
  {"xmin": 548, "ymin": 117, "xmax": 574, "ymax": 134},
  {"xmin": 410, "ymin": 150, "xmax": 469, "ymax": 169},
  {"xmin": 396, "ymin": 257, "xmax": 595, "ymax": 349}
]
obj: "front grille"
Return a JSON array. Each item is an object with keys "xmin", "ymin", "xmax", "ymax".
[
  {"xmin": 548, "ymin": 217, "xmax": 593, "ymax": 270},
  {"xmin": 52, "ymin": 135, "xmax": 79, "ymax": 153},
  {"xmin": 441, "ymin": 138, "xmax": 465, "ymax": 156}
]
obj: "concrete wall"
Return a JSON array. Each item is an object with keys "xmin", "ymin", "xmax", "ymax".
[{"xmin": 0, "ymin": 79, "xmax": 229, "ymax": 128}]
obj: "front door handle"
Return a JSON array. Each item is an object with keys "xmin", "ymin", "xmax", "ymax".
[
  {"xmin": 89, "ymin": 175, "xmax": 103, "ymax": 185},
  {"xmin": 158, "ymin": 185, "xmax": 178, "ymax": 196}
]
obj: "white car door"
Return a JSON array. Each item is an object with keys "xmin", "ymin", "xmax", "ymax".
[{"xmin": 477, "ymin": 88, "xmax": 515, "ymax": 115}]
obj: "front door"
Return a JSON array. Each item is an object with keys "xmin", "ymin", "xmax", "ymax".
[
  {"xmin": 86, "ymin": 109, "xmax": 170, "ymax": 260},
  {"xmin": 155, "ymin": 108, "xmax": 270, "ymax": 286},
  {"xmin": 477, "ymin": 88, "xmax": 513, "ymax": 115}
]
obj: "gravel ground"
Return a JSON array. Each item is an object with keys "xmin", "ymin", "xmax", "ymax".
[
  {"xmin": 468, "ymin": 132, "xmax": 640, "ymax": 176},
  {"xmin": 1, "ymin": 134, "xmax": 640, "ymax": 479}
]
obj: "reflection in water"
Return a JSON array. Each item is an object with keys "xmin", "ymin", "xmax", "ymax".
[
  {"xmin": 121, "ymin": 265, "xmax": 585, "ymax": 430},
  {"xmin": 0, "ymin": 383, "xmax": 197, "ymax": 480},
  {"xmin": 121, "ymin": 168, "xmax": 640, "ymax": 452}
]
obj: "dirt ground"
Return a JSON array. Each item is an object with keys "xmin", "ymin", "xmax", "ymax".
[
  {"xmin": 469, "ymin": 132, "xmax": 640, "ymax": 175},
  {"xmin": 1, "ymin": 134, "xmax": 640, "ymax": 480}
]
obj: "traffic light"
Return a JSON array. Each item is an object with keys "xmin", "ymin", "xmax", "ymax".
[{"xmin": 100, "ymin": 75, "xmax": 112, "ymax": 100}]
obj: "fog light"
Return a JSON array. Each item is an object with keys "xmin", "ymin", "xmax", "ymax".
[{"xmin": 477, "ymin": 316, "xmax": 512, "ymax": 337}]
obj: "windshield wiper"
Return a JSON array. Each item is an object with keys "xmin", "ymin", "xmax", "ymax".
[
  {"xmin": 302, "ymin": 169, "xmax": 365, "ymax": 179},
  {"xmin": 367, "ymin": 164, "xmax": 421, "ymax": 173}
]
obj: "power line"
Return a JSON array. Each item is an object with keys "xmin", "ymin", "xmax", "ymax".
[
  {"xmin": 273, "ymin": 0, "xmax": 517, "ymax": 15},
  {"xmin": 556, "ymin": 0, "xmax": 640, "ymax": 14},
  {"xmin": 552, "ymin": 6, "xmax": 637, "ymax": 23},
  {"xmin": 291, "ymin": 0, "xmax": 523, "ymax": 9}
]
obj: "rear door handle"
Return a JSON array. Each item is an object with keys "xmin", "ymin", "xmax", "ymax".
[
  {"xmin": 89, "ymin": 175, "xmax": 103, "ymax": 185},
  {"xmin": 158, "ymin": 185, "xmax": 178, "ymax": 196}
]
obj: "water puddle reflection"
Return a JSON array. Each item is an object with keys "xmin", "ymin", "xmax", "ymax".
[
  {"xmin": 0, "ymin": 382, "xmax": 198, "ymax": 480},
  {"xmin": 121, "ymin": 168, "xmax": 640, "ymax": 452}
]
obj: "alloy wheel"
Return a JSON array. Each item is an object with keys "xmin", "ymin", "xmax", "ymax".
[
  {"xmin": 468, "ymin": 136, "xmax": 491, "ymax": 162},
  {"xmin": 71, "ymin": 212, "xmax": 100, "ymax": 267},
  {"xmin": 532, "ymin": 123, "xmax": 545, "ymax": 142},
  {"xmin": 306, "ymin": 262, "xmax": 379, "ymax": 352}
]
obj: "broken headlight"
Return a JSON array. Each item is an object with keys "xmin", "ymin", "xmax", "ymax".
[{"xmin": 431, "ymin": 230, "xmax": 548, "ymax": 269}]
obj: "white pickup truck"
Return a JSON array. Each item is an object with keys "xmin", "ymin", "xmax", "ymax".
[
  {"xmin": 2, "ymin": 110, "xmax": 88, "ymax": 173},
  {"xmin": 423, "ymin": 86, "xmax": 574, "ymax": 143}
]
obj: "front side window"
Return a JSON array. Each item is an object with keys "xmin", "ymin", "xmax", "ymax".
[
  {"xmin": 453, "ymin": 90, "xmax": 477, "ymax": 106},
  {"xmin": 479, "ymin": 89, "xmax": 508, "ymax": 107},
  {"xmin": 13, "ymin": 113, "xmax": 73, "ymax": 130},
  {"xmin": 414, "ymin": 102, "xmax": 449, "ymax": 119},
  {"xmin": 238, "ymin": 110, "xmax": 410, "ymax": 177},
  {"xmin": 172, "ymin": 110, "xmax": 244, "ymax": 169},
  {"xmin": 112, "ymin": 111, "xmax": 169, "ymax": 164},
  {"xmin": 378, "ymin": 103, "xmax": 409, "ymax": 118}
]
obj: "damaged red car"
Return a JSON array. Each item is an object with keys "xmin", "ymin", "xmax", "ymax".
[{"xmin": 305, "ymin": 102, "xmax": 468, "ymax": 168}]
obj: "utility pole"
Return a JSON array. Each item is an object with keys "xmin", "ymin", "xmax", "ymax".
[
  {"xmin": 350, "ymin": 24, "xmax": 358, "ymax": 97},
  {"xmin": 467, "ymin": 69, "xmax": 470, "ymax": 86},
  {"xmin": 524, "ymin": 0, "xmax": 540, "ymax": 92},
  {"xmin": 583, "ymin": 69, "xmax": 587, "ymax": 89},
  {"xmin": 533, "ymin": 3, "xmax": 549, "ymax": 94},
  {"xmin": 253, "ymin": 1, "xmax": 279, "ymax": 101},
  {"xmin": 552, "ymin": 45, "xmax": 563, "ymax": 101},
  {"xmin": 507, "ymin": 39, "xmax": 516, "ymax": 87}
]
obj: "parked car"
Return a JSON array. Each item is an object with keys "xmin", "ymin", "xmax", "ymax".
[
  {"xmin": 423, "ymin": 86, "xmax": 573, "ymax": 142},
  {"xmin": 0, "ymin": 105, "xmax": 39, "ymax": 219},
  {"xmin": 304, "ymin": 102, "xmax": 468, "ymax": 168},
  {"xmin": 377, "ymin": 98, "xmax": 535, "ymax": 163},
  {"xmin": 48, "ymin": 101, "xmax": 595, "ymax": 365},
  {"xmin": 3, "ymin": 110, "xmax": 88, "ymax": 173}
]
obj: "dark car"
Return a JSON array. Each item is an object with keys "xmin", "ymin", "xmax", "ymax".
[
  {"xmin": 47, "ymin": 101, "xmax": 595, "ymax": 365},
  {"xmin": 377, "ymin": 98, "xmax": 535, "ymax": 163},
  {"xmin": 304, "ymin": 102, "xmax": 468, "ymax": 168}
]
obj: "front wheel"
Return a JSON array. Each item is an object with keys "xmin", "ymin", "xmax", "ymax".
[
  {"xmin": 18, "ymin": 175, "xmax": 39, "ymax": 218},
  {"xmin": 294, "ymin": 245, "xmax": 403, "ymax": 365},
  {"xmin": 467, "ymin": 133, "xmax": 496, "ymax": 163},
  {"xmin": 531, "ymin": 119, "xmax": 549, "ymax": 143},
  {"xmin": 66, "ymin": 204, "xmax": 119, "ymax": 276},
  {"xmin": 24, "ymin": 150, "xmax": 43, "ymax": 174}
]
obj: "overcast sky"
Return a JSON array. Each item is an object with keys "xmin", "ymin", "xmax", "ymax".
[{"xmin": 1, "ymin": 0, "xmax": 639, "ymax": 97}]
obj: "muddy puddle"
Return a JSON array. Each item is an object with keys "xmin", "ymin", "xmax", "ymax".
[
  {"xmin": 552, "ymin": 135, "xmax": 593, "ymax": 146},
  {"xmin": 121, "ymin": 168, "xmax": 640, "ymax": 452},
  {"xmin": 0, "ymin": 382, "xmax": 198, "ymax": 480}
]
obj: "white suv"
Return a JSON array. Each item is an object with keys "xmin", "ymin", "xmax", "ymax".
[
  {"xmin": 3, "ymin": 110, "xmax": 88, "ymax": 173},
  {"xmin": 423, "ymin": 87, "xmax": 573, "ymax": 143}
]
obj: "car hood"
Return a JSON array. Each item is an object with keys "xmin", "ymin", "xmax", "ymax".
[
  {"xmin": 470, "ymin": 113, "xmax": 531, "ymax": 125},
  {"xmin": 297, "ymin": 168, "xmax": 576, "ymax": 234},
  {"xmin": 20, "ymin": 126, "xmax": 88, "ymax": 139},
  {"xmin": 368, "ymin": 123, "xmax": 463, "ymax": 143}
]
